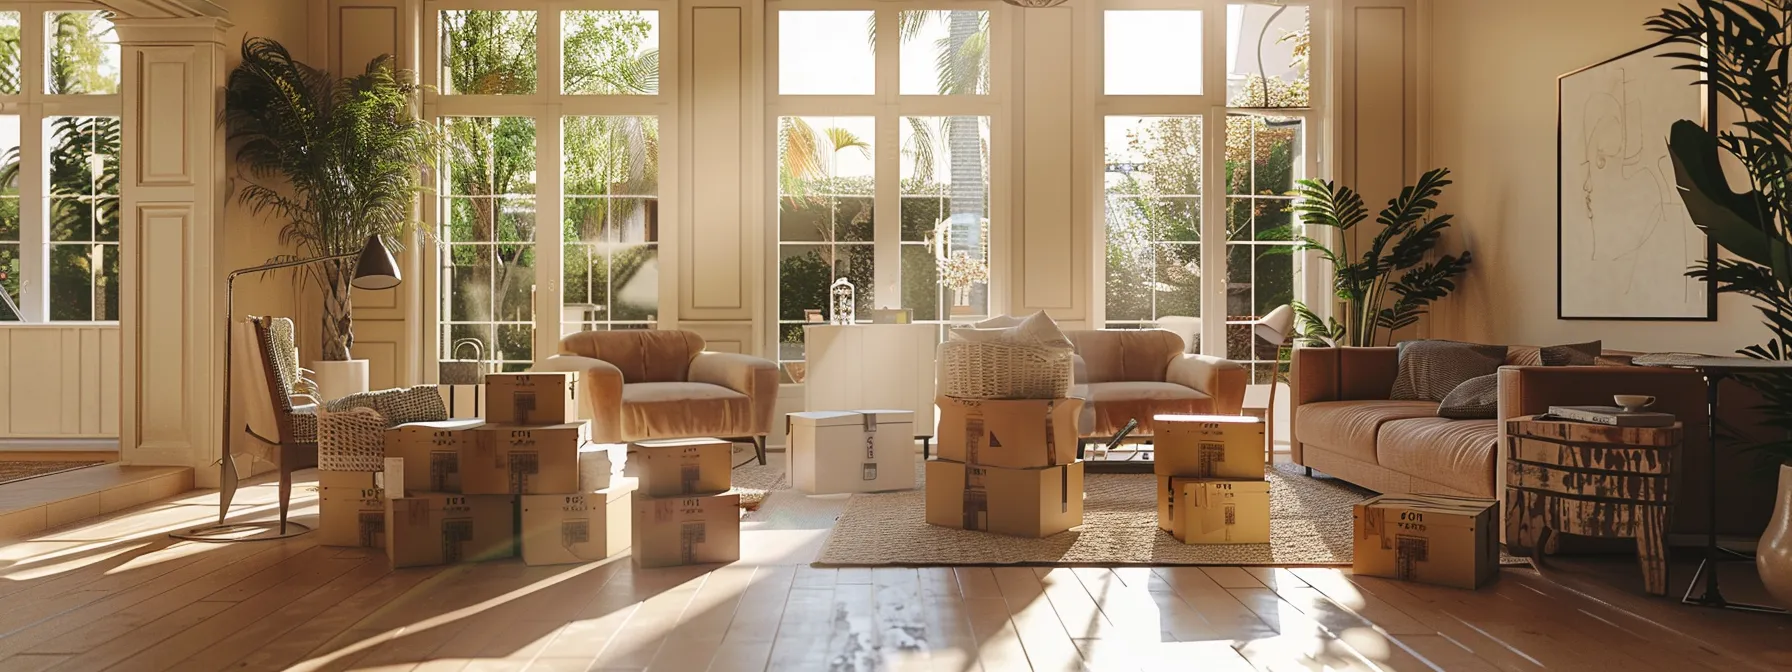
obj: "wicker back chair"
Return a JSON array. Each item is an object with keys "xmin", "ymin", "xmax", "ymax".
[{"xmin": 236, "ymin": 316, "xmax": 321, "ymax": 533}]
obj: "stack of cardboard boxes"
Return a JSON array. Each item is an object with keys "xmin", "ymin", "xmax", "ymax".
[
  {"xmin": 924, "ymin": 397, "xmax": 1085, "ymax": 538},
  {"xmin": 319, "ymin": 372, "xmax": 630, "ymax": 569},
  {"xmin": 1153, "ymin": 414, "xmax": 1270, "ymax": 544},
  {"xmin": 628, "ymin": 437, "xmax": 741, "ymax": 568}
]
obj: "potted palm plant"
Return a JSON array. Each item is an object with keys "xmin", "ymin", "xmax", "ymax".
[
  {"xmin": 1288, "ymin": 168, "xmax": 1475, "ymax": 347},
  {"xmin": 1649, "ymin": 0, "xmax": 1792, "ymax": 607},
  {"xmin": 224, "ymin": 38, "xmax": 436, "ymax": 395}
]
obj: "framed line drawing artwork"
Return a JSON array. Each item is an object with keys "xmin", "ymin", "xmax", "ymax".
[{"xmin": 1558, "ymin": 40, "xmax": 1716, "ymax": 321}]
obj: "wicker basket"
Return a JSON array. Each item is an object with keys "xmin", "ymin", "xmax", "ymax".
[{"xmin": 938, "ymin": 340, "xmax": 1074, "ymax": 400}]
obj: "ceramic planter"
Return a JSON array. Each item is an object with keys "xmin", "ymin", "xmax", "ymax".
[{"xmin": 1759, "ymin": 462, "xmax": 1792, "ymax": 608}]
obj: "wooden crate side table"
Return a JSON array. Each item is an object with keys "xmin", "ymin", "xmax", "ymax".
[{"xmin": 1504, "ymin": 416, "xmax": 1682, "ymax": 595}]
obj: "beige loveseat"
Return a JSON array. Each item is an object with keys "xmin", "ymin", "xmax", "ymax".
[
  {"xmin": 1064, "ymin": 329, "xmax": 1247, "ymax": 439},
  {"xmin": 1290, "ymin": 346, "xmax": 1776, "ymax": 537},
  {"xmin": 546, "ymin": 330, "xmax": 779, "ymax": 464}
]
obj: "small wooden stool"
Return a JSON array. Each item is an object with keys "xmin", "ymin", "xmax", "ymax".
[{"xmin": 1504, "ymin": 416, "xmax": 1681, "ymax": 595}]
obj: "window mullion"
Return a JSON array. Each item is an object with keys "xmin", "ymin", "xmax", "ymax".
[
  {"xmin": 872, "ymin": 8, "xmax": 899, "ymax": 311},
  {"xmin": 1198, "ymin": 0, "xmax": 1228, "ymax": 356},
  {"xmin": 535, "ymin": 10, "xmax": 563, "ymax": 360},
  {"xmin": 18, "ymin": 101, "xmax": 43, "ymax": 322}
]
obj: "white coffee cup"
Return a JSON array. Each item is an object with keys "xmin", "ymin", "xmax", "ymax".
[{"xmin": 1614, "ymin": 394, "xmax": 1655, "ymax": 412}]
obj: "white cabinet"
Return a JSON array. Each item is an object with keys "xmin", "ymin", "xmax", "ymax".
[{"xmin": 802, "ymin": 324, "xmax": 939, "ymax": 437}]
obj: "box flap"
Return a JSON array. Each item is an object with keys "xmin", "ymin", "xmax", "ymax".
[
  {"xmin": 1154, "ymin": 414, "xmax": 1263, "ymax": 425},
  {"xmin": 392, "ymin": 418, "xmax": 485, "ymax": 432},
  {"xmin": 788, "ymin": 410, "xmax": 915, "ymax": 427},
  {"xmin": 1361, "ymin": 494, "xmax": 1493, "ymax": 526}
]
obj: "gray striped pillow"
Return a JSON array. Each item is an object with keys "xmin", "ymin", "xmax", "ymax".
[{"xmin": 1390, "ymin": 340, "xmax": 1509, "ymax": 402}]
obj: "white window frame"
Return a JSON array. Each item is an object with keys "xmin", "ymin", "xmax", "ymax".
[
  {"xmin": 1, "ymin": 2, "xmax": 121, "ymax": 324},
  {"xmin": 421, "ymin": 0, "xmax": 680, "ymax": 373},
  {"xmin": 1090, "ymin": 0, "xmax": 1325, "ymax": 363},
  {"xmin": 764, "ymin": 0, "xmax": 1012, "ymax": 365}
]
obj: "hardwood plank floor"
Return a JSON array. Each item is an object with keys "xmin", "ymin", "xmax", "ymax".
[{"xmin": 0, "ymin": 471, "xmax": 1785, "ymax": 672}]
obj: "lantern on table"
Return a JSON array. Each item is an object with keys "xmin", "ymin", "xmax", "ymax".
[{"xmin": 829, "ymin": 277, "xmax": 856, "ymax": 325}]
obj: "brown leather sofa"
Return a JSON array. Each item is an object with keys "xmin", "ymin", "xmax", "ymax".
[
  {"xmin": 1291, "ymin": 346, "xmax": 1776, "ymax": 537},
  {"xmin": 1064, "ymin": 329, "xmax": 1247, "ymax": 438},
  {"xmin": 546, "ymin": 330, "xmax": 779, "ymax": 464}
]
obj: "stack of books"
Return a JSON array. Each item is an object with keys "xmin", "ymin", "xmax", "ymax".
[{"xmin": 1545, "ymin": 405, "xmax": 1675, "ymax": 427}]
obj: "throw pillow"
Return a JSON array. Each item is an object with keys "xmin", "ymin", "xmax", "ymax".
[
  {"xmin": 950, "ymin": 311, "xmax": 1073, "ymax": 351},
  {"xmin": 1437, "ymin": 373, "xmax": 1500, "ymax": 419},
  {"xmin": 1540, "ymin": 340, "xmax": 1601, "ymax": 366},
  {"xmin": 1505, "ymin": 340, "xmax": 1603, "ymax": 367},
  {"xmin": 1390, "ymin": 340, "xmax": 1508, "ymax": 402}
]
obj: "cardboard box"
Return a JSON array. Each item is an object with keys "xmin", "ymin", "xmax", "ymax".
[
  {"xmin": 384, "ymin": 492, "xmax": 516, "ymax": 568},
  {"xmin": 318, "ymin": 471, "xmax": 386, "ymax": 548},
  {"xmin": 631, "ymin": 438, "xmax": 733, "ymax": 497},
  {"xmin": 485, "ymin": 371, "xmax": 580, "ymax": 425},
  {"xmin": 1151, "ymin": 415, "xmax": 1266, "ymax": 480},
  {"xmin": 1159, "ymin": 478, "xmax": 1270, "ymax": 544},
  {"xmin": 519, "ymin": 478, "xmax": 636, "ymax": 566},
  {"xmin": 934, "ymin": 397, "xmax": 1082, "ymax": 469},
  {"xmin": 924, "ymin": 459, "xmax": 1084, "ymax": 538},
  {"xmin": 787, "ymin": 410, "xmax": 917, "ymax": 494},
  {"xmin": 385, "ymin": 419, "xmax": 484, "ymax": 493},
  {"xmin": 466, "ymin": 422, "xmax": 609, "ymax": 495},
  {"xmin": 1354, "ymin": 494, "xmax": 1499, "ymax": 589},
  {"xmin": 631, "ymin": 492, "xmax": 741, "ymax": 568}
]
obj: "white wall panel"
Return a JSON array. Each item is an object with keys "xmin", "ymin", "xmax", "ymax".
[
  {"xmin": 1015, "ymin": 7, "xmax": 1079, "ymax": 316},
  {"xmin": 0, "ymin": 326, "xmax": 124, "ymax": 438},
  {"xmin": 684, "ymin": 6, "xmax": 751, "ymax": 319}
]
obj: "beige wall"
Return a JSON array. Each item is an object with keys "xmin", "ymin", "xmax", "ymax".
[
  {"xmin": 1425, "ymin": 0, "xmax": 1766, "ymax": 353},
  {"xmin": 215, "ymin": 0, "xmax": 310, "ymax": 335}
]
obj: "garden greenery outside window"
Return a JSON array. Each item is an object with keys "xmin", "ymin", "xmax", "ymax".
[
  {"xmin": 1101, "ymin": 3, "xmax": 1313, "ymax": 382},
  {"xmin": 430, "ymin": 6, "xmax": 667, "ymax": 372},
  {"xmin": 773, "ymin": 7, "xmax": 995, "ymax": 379},
  {"xmin": 0, "ymin": 8, "xmax": 120, "ymax": 323}
]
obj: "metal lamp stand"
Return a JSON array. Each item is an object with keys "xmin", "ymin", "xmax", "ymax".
[{"xmin": 1680, "ymin": 369, "xmax": 1788, "ymax": 614}]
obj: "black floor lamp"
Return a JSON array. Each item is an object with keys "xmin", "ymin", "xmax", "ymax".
[{"xmin": 172, "ymin": 234, "xmax": 400, "ymax": 542}]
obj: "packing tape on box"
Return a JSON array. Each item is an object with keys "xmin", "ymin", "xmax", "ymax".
[
  {"xmin": 1059, "ymin": 465, "xmax": 1069, "ymax": 513},
  {"xmin": 1044, "ymin": 403, "xmax": 1058, "ymax": 467},
  {"xmin": 964, "ymin": 415, "xmax": 983, "ymax": 464},
  {"xmin": 1361, "ymin": 506, "xmax": 1386, "ymax": 544},
  {"xmin": 508, "ymin": 452, "xmax": 538, "ymax": 494},
  {"xmin": 680, "ymin": 520, "xmax": 707, "ymax": 564},
  {"xmin": 429, "ymin": 451, "xmax": 457, "ymax": 491},
  {"xmin": 963, "ymin": 464, "xmax": 989, "ymax": 531},
  {"xmin": 1199, "ymin": 440, "xmax": 1225, "ymax": 475},
  {"xmin": 1395, "ymin": 533, "xmax": 1429, "ymax": 581}
]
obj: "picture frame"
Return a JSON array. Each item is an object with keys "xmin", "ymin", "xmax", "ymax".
[{"xmin": 1557, "ymin": 40, "xmax": 1717, "ymax": 321}]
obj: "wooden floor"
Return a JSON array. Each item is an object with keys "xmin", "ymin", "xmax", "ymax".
[{"xmin": 0, "ymin": 472, "xmax": 1787, "ymax": 672}]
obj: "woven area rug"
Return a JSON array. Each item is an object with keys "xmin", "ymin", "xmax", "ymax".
[
  {"xmin": 730, "ymin": 445, "xmax": 791, "ymax": 510},
  {"xmin": 0, "ymin": 460, "xmax": 101, "ymax": 485},
  {"xmin": 815, "ymin": 463, "xmax": 1378, "ymax": 566}
]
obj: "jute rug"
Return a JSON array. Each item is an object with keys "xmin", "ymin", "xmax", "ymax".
[
  {"xmin": 815, "ymin": 463, "xmax": 1376, "ymax": 566},
  {"xmin": 0, "ymin": 460, "xmax": 102, "ymax": 486}
]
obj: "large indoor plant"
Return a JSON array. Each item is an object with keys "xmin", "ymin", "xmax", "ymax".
[
  {"xmin": 224, "ymin": 38, "xmax": 436, "ymax": 369},
  {"xmin": 1649, "ymin": 0, "xmax": 1792, "ymax": 606},
  {"xmin": 1288, "ymin": 167, "xmax": 1474, "ymax": 347}
]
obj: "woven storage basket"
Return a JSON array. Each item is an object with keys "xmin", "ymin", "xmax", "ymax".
[
  {"xmin": 317, "ymin": 407, "xmax": 389, "ymax": 472},
  {"xmin": 939, "ymin": 340, "xmax": 1074, "ymax": 399}
]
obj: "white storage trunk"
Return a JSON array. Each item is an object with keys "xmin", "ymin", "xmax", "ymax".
[{"xmin": 787, "ymin": 410, "xmax": 917, "ymax": 494}]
